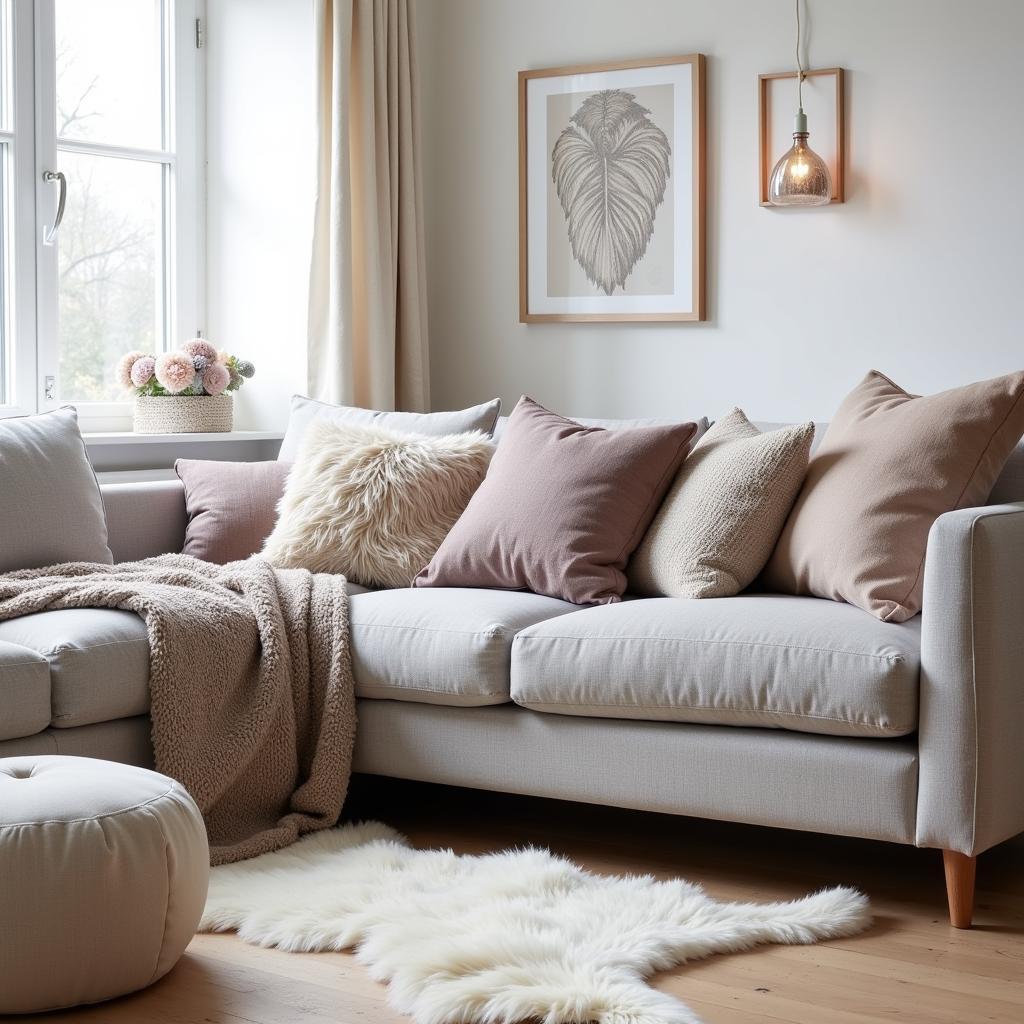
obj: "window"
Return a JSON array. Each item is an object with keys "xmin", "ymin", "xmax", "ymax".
[{"xmin": 0, "ymin": 0, "xmax": 203, "ymax": 427}]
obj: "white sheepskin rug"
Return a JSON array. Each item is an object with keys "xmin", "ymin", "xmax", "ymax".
[{"xmin": 200, "ymin": 822, "xmax": 871, "ymax": 1024}]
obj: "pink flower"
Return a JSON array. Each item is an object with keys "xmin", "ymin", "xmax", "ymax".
[
  {"xmin": 202, "ymin": 362, "xmax": 231, "ymax": 396},
  {"xmin": 155, "ymin": 352, "xmax": 196, "ymax": 394},
  {"xmin": 130, "ymin": 356, "xmax": 156, "ymax": 387},
  {"xmin": 181, "ymin": 338, "xmax": 218, "ymax": 362},
  {"xmin": 115, "ymin": 350, "xmax": 146, "ymax": 390}
]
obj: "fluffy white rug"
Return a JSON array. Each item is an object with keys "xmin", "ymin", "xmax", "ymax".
[{"xmin": 200, "ymin": 822, "xmax": 871, "ymax": 1024}]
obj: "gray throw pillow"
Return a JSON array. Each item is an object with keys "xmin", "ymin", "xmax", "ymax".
[
  {"xmin": 278, "ymin": 395, "xmax": 501, "ymax": 461},
  {"xmin": 0, "ymin": 407, "xmax": 113, "ymax": 571}
]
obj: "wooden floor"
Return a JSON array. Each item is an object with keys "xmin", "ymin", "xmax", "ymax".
[{"xmin": 20, "ymin": 775, "xmax": 1024, "ymax": 1024}]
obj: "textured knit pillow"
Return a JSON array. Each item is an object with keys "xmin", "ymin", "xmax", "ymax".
[
  {"xmin": 278, "ymin": 395, "xmax": 501, "ymax": 461},
  {"xmin": 261, "ymin": 421, "xmax": 493, "ymax": 588},
  {"xmin": 414, "ymin": 397, "xmax": 697, "ymax": 605},
  {"xmin": 176, "ymin": 460, "xmax": 291, "ymax": 564},
  {"xmin": 0, "ymin": 407, "xmax": 112, "ymax": 571},
  {"xmin": 628, "ymin": 409, "xmax": 813, "ymax": 598},
  {"xmin": 762, "ymin": 369, "xmax": 1024, "ymax": 622}
]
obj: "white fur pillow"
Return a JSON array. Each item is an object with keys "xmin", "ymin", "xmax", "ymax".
[{"xmin": 261, "ymin": 421, "xmax": 493, "ymax": 588}]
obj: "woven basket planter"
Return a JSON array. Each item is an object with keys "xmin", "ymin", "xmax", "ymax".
[{"xmin": 134, "ymin": 395, "xmax": 233, "ymax": 434}]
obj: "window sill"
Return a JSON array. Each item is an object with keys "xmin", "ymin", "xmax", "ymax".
[
  {"xmin": 83, "ymin": 429, "xmax": 284, "ymax": 445},
  {"xmin": 84, "ymin": 429, "xmax": 284, "ymax": 476}
]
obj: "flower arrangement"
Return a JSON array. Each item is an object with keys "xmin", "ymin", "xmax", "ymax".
[{"xmin": 116, "ymin": 339, "xmax": 255, "ymax": 398}]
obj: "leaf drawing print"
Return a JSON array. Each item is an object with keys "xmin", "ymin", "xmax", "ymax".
[{"xmin": 552, "ymin": 89, "xmax": 671, "ymax": 295}]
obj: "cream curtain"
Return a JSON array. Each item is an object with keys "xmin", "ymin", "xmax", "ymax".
[{"xmin": 308, "ymin": 0, "xmax": 429, "ymax": 411}]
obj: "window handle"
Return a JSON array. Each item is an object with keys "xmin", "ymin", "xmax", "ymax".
[{"xmin": 42, "ymin": 170, "xmax": 66, "ymax": 246}]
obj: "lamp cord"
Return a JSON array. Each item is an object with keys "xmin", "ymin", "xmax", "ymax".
[{"xmin": 795, "ymin": 0, "xmax": 804, "ymax": 107}]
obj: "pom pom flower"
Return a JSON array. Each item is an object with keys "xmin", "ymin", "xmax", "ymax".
[
  {"xmin": 130, "ymin": 356, "xmax": 156, "ymax": 388},
  {"xmin": 202, "ymin": 362, "xmax": 230, "ymax": 396},
  {"xmin": 182, "ymin": 338, "xmax": 218, "ymax": 363},
  {"xmin": 116, "ymin": 339, "xmax": 254, "ymax": 398},
  {"xmin": 154, "ymin": 352, "xmax": 196, "ymax": 394},
  {"xmin": 116, "ymin": 350, "xmax": 146, "ymax": 390}
]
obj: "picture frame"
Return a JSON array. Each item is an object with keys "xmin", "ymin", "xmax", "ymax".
[
  {"xmin": 518, "ymin": 54, "xmax": 706, "ymax": 323},
  {"xmin": 758, "ymin": 67, "xmax": 845, "ymax": 205}
]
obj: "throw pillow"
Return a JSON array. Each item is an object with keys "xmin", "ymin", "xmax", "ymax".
[
  {"xmin": 175, "ymin": 460, "xmax": 291, "ymax": 564},
  {"xmin": 762, "ymin": 369, "xmax": 1024, "ymax": 622},
  {"xmin": 492, "ymin": 413, "xmax": 711, "ymax": 445},
  {"xmin": 414, "ymin": 396, "xmax": 697, "ymax": 605},
  {"xmin": 628, "ymin": 409, "xmax": 814, "ymax": 598},
  {"xmin": 0, "ymin": 407, "xmax": 112, "ymax": 571},
  {"xmin": 278, "ymin": 395, "xmax": 502, "ymax": 461},
  {"xmin": 261, "ymin": 421, "xmax": 493, "ymax": 588}
]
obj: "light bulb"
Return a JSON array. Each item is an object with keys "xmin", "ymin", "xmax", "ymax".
[{"xmin": 768, "ymin": 108, "xmax": 832, "ymax": 207}]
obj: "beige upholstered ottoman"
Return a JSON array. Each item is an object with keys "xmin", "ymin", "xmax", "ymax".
[{"xmin": 0, "ymin": 756, "xmax": 209, "ymax": 1014}]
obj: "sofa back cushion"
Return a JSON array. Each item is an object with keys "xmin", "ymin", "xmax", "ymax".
[
  {"xmin": 0, "ymin": 407, "xmax": 112, "ymax": 571},
  {"xmin": 414, "ymin": 396, "xmax": 697, "ymax": 605},
  {"xmin": 278, "ymin": 395, "xmax": 501, "ymax": 461},
  {"xmin": 987, "ymin": 440, "xmax": 1024, "ymax": 504},
  {"xmin": 762, "ymin": 369, "xmax": 1024, "ymax": 622}
]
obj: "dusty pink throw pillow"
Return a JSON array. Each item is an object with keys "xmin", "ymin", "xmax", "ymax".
[
  {"xmin": 413, "ymin": 397, "xmax": 697, "ymax": 604},
  {"xmin": 175, "ymin": 459, "xmax": 290, "ymax": 564},
  {"xmin": 762, "ymin": 369, "xmax": 1024, "ymax": 621}
]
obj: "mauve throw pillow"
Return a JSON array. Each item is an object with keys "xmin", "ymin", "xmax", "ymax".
[
  {"xmin": 414, "ymin": 396, "xmax": 697, "ymax": 605},
  {"xmin": 762, "ymin": 369, "xmax": 1024, "ymax": 622},
  {"xmin": 175, "ymin": 460, "xmax": 291, "ymax": 564}
]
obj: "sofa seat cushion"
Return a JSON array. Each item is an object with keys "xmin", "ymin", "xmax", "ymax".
[
  {"xmin": 511, "ymin": 594, "xmax": 920, "ymax": 738},
  {"xmin": 350, "ymin": 587, "xmax": 578, "ymax": 706},
  {"xmin": 0, "ymin": 641, "xmax": 51, "ymax": 741},
  {"xmin": 0, "ymin": 580, "xmax": 373, "ymax": 730},
  {"xmin": 0, "ymin": 609, "xmax": 151, "ymax": 728}
]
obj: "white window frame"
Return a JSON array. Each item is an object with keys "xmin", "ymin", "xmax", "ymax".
[{"xmin": 1, "ymin": 0, "xmax": 204, "ymax": 430}]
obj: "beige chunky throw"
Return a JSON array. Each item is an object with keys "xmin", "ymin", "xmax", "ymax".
[{"xmin": 0, "ymin": 555, "xmax": 356, "ymax": 865}]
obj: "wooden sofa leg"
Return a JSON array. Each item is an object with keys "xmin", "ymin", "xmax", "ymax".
[{"xmin": 942, "ymin": 850, "xmax": 976, "ymax": 928}]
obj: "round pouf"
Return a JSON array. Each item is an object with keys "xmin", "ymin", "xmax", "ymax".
[{"xmin": 0, "ymin": 756, "xmax": 209, "ymax": 1014}]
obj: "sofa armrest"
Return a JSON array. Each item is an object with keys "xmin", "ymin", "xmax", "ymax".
[
  {"xmin": 917, "ymin": 501, "xmax": 1024, "ymax": 855},
  {"xmin": 101, "ymin": 480, "xmax": 187, "ymax": 563}
]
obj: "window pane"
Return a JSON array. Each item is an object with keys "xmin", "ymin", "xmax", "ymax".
[
  {"xmin": 57, "ymin": 152, "xmax": 165, "ymax": 403},
  {"xmin": 55, "ymin": 0, "xmax": 164, "ymax": 149},
  {"xmin": 0, "ymin": 0, "xmax": 11, "ymax": 131}
]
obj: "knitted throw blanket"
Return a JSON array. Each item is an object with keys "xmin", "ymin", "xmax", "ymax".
[{"xmin": 0, "ymin": 555, "xmax": 356, "ymax": 866}]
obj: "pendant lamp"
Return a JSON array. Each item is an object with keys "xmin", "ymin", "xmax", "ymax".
[{"xmin": 768, "ymin": 0, "xmax": 832, "ymax": 206}]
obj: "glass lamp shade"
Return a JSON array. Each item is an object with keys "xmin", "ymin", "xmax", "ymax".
[{"xmin": 768, "ymin": 110, "xmax": 833, "ymax": 207}]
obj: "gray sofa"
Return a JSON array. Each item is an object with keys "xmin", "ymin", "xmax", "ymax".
[{"xmin": 2, "ymin": 433, "xmax": 1023, "ymax": 930}]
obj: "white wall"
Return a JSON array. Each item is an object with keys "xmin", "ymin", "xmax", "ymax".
[
  {"xmin": 205, "ymin": 0, "xmax": 316, "ymax": 431},
  {"xmin": 419, "ymin": 0, "xmax": 1024, "ymax": 422}
]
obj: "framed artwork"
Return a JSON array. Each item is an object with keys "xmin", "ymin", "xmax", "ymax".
[
  {"xmin": 758, "ymin": 68, "xmax": 845, "ymax": 205},
  {"xmin": 518, "ymin": 54, "xmax": 706, "ymax": 323}
]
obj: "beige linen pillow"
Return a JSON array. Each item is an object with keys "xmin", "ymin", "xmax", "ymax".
[
  {"xmin": 628, "ymin": 409, "xmax": 813, "ymax": 598},
  {"xmin": 762, "ymin": 369, "xmax": 1024, "ymax": 622},
  {"xmin": 261, "ymin": 421, "xmax": 492, "ymax": 588}
]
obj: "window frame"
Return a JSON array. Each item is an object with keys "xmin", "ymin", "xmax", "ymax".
[{"xmin": 1, "ymin": 0, "xmax": 204, "ymax": 429}]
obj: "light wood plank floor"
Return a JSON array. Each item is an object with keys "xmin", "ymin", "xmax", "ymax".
[{"xmin": 19, "ymin": 776, "xmax": 1024, "ymax": 1024}]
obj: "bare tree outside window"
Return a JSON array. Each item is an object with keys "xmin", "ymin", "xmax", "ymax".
[{"xmin": 54, "ymin": 0, "xmax": 164, "ymax": 404}]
